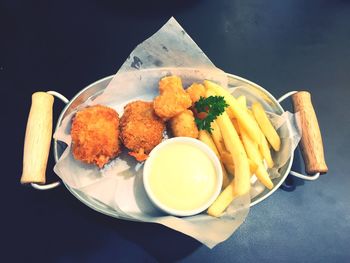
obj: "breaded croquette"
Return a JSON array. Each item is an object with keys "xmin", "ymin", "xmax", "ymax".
[
  {"xmin": 170, "ymin": 110, "xmax": 199, "ymax": 138},
  {"xmin": 120, "ymin": 101, "xmax": 165, "ymax": 161},
  {"xmin": 71, "ymin": 105, "xmax": 120, "ymax": 168},
  {"xmin": 186, "ymin": 83, "xmax": 206, "ymax": 104},
  {"xmin": 153, "ymin": 76, "xmax": 192, "ymax": 120}
]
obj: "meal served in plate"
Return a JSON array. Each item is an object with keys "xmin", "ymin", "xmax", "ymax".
[
  {"xmin": 71, "ymin": 105, "xmax": 120, "ymax": 168},
  {"xmin": 70, "ymin": 75, "xmax": 282, "ymax": 217}
]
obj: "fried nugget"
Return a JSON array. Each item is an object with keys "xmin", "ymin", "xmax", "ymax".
[
  {"xmin": 153, "ymin": 76, "xmax": 192, "ymax": 119},
  {"xmin": 120, "ymin": 101, "xmax": 165, "ymax": 161},
  {"xmin": 186, "ymin": 83, "xmax": 206, "ymax": 104},
  {"xmin": 71, "ymin": 105, "xmax": 120, "ymax": 168},
  {"xmin": 170, "ymin": 110, "xmax": 199, "ymax": 138}
]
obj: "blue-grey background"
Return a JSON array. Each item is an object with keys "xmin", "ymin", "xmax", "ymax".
[{"xmin": 2, "ymin": 0, "xmax": 349, "ymax": 262}]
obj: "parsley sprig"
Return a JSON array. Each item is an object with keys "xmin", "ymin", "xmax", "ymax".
[{"xmin": 194, "ymin": 96, "xmax": 229, "ymax": 133}]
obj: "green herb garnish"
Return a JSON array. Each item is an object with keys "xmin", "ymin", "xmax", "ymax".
[{"xmin": 194, "ymin": 96, "xmax": 229, "ymax": 133}]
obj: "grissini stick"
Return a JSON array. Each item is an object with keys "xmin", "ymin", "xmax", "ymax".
[
  {"xmin": 21, "ymin": 92, "xmax": 54, "ymax": 184},
  {"xmin": 292, "ymin": 91, "xmax": 328, "ymax": 175}
]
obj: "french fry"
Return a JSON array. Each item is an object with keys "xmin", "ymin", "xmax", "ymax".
[
  {"xmin": 224, "ymin": 159, "xmax": 259, "ymax": 177},
  {"xmin": 226, "ymin": 108, "xmax": 235, "ymax": 120},
  {"xmin": 204, "ymin": 80, "xmax": 261, "ymax": 143},
  {"xmin": 207, "ymin": 112, "xmax": 250, "ymax": 217},
  {"xmin": 207, "ymin": 181, "xmax": 239, "ymax": 217},
  {"xmin": 205, "ymin": 87, "xmax": 216, "ymax": 98},
  {"xmin": 259, "ymin": 131, "xmax": 274, "ymax": 168},
  {"xmin": 221, "ymin": 151, "xmax": 234, "ymax": 166},
  {"xmin": 198, "ymin": 130, "xmax": 219, "ymax": 157},
  {"xmin": 248, "ymin": 159, "xmax": 258, "ymax": 175},
  {"xmin": 251, "ymin": 102, "xmax": 281, "ymax": 151},
  {"xmin": 240, "ymin": 123, "xmax": 274, "ymax": 190},
  {"xmin": 234, "ymin": 97, "xmax": 246, "ymax": 135},
  {"xmin": 237, "ymin": 95, "xmax": 247, "ymax": 108},
  {"xmin": 227, "ymin": 96, "xmax": 246, "ymax": 118},
  {"xmin": 204, "ymin": 89, "xmax": 228, "ymax": 155},
  {"xmin": 247, "ymin": 109, "xmax": 274, "ymax": 168},
  {"xmin": 198, "ymin": 130, "xmax": 231, "ymax": 188},
  {"xmin": 219, "ymin": 151, "xmax": 235, "ymax": 175},
  {"xmin": 224, "ymin": 163, "xmax": 235, "ymax": 176},
  {"xmin": 210, "ymin": 121, "xmax": 241, "ymax": 177},
  {"xmin": 230, "ymin": 118, "xmax": 240, "ymax": 135},
  {"xmin": 221, "ymin": 151, "xmax": 257, "ymax": 175},
  {"xmin": 210, "ymin": 120, "xmax": 227, "ymax": 156},
  {"xmin": 255, "ymin": 164, "xmax": 274, "ymax": 190},
  {"xmin": 240, "ymin": 123, "xmax": 263, "ymax": 162}
]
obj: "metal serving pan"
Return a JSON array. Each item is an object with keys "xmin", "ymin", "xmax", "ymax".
[{"xmin": 23, "ymin": 73, "xmax": 327, "ymax": 220}]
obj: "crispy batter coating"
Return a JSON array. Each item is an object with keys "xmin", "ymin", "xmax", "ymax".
[
  {"xmin": 170, "ymin": 110, "xmax": 199, "ymax": 138},
  {"xmin": 71, "ymin": 105, "xmax": 120, "ymax": 168},
  {"xmin": 153, "ymin": 76, "xmax": 192, "ymax": 120},
  {"xmin": 186, "ymin": 83, "xmax": 206, "ymax": 104},
  {"xmin": 120, "ymin": 101, "xmax": 165, "ymax": 161}
]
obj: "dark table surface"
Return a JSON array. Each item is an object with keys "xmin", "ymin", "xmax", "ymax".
[{"xmin": 2, "ymin": 0, "xmax": 350, "ymax": 262}]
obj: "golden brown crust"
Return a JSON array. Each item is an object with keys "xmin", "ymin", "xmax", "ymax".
[
  {"xmin": 71, "ymin": 105, "xmax": 120, "ymax": 168},
  {"xmin": 153, "ymin": 76, "xmax": 192, "ymax": 119},
  {"xmin": 170, "ymin": 110, "xmax": 199, "ymax": 138},
  {"xmin": 186, "ymin": 83, "xmax": 206, "ymax": 104},
  {"xmin": 120, "ymin": 100, "xmax": 165, "ymax": 161}
]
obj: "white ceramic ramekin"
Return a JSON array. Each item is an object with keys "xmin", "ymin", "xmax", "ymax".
[{"xmin": 143, "ymin": 137, "xmax": 223, "ymax": 217}]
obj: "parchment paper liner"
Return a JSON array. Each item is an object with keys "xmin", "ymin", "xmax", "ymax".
[{"xmin": 53, "ymin": 17, "xmax": 300, "ymax": 248}]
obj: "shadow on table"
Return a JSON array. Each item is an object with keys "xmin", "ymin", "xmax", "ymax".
[
  {"xmin": 110, "ymin": 220, "xmax": 202, "ymax": 262},
  {"xmin": 280, "ymin": 147, "xmax": 305, "ymax": 192},
  {"xmin": 74, "ymin": 204, "xmax": 202, "ymax": 262},
  {"xmin": 12, "ymin": 185, "xmax": 201, "ymax": 263}
]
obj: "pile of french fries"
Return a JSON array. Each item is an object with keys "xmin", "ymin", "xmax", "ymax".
[{"xmin": 197, "ymin": 80, "xmax": 281, "ymax": 217}]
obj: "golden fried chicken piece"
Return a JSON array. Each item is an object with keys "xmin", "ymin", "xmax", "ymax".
[
  {"xmin": 120, "ymin": 101, "xmax": 165, "ymax": 161},
  {"xmin": 170, "ymin": 110, "xmax": 199, "ymax": 138},
  {"xmin": 153, "ymin": 76, "xmax": 192, "ymax": 120},
  {"xmin": 71, "ymin": 105, "xmax": 120, "ymax": 168},
  {"xmin": 186, "ymin": 83, "xmax": 206, "ymax": 104}
]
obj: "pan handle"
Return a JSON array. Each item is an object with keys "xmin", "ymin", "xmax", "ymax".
[
  {"xmin": 21, "ymin": 91, "xmax": 69, "ymax": 190},
  {"xmin": 278, "ymin": 91, "xmax": 328, "ymax": 180}
]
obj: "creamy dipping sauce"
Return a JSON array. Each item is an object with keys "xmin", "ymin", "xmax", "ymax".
[{"xmin": 147, "ymin": 142, "xmax": 218, "ymax": 212}]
